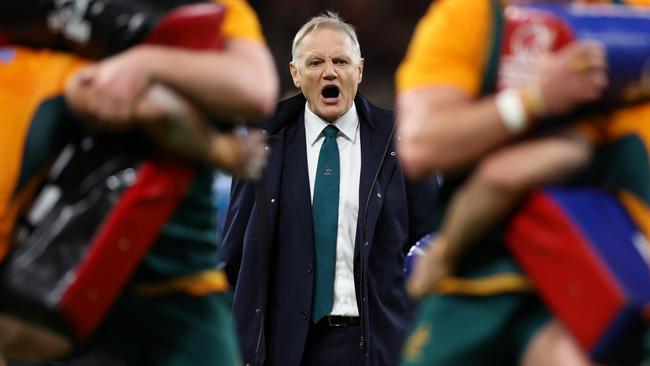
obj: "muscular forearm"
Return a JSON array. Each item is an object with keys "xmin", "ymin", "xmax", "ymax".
[
  {"xmin": 140, "ymin": 41, "xmax": 278, "ymax": 122},
  {"xmin": 397, "ymin": 87, "xmax": 513, "ymax": 176},
  {"xmin": 397, "ymin": 42, "xmax": 607, "ymax": 179}
]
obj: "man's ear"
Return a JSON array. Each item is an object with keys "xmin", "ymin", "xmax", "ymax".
[
  {"xmin": 357, "ymin": 58, "xmax": 364, "ymax": 84},
  {"xmin": 289, "ymin": 62, "xmax": 301, "ymax": 88}
]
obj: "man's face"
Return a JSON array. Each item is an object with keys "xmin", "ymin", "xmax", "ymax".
[{"xmin": 290, "ymin": 28, "xmax": 364, "ymax": 122}]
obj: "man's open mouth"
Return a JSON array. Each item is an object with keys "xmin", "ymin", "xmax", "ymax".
[{"xmin": 321, "ymin": 85, "xmax": 340, "ymax": 99}]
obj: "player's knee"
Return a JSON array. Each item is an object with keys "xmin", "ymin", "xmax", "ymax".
[{"xmin": 521, "ymin": 321, "xmax": 592, "ymax": 366}]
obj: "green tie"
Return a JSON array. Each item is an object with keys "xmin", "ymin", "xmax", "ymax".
[{"xmin": 311, "ymin": 125, "xmax": 340, "ymax": 323}]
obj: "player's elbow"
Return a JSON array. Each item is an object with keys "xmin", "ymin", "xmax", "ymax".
[
  {"xmin": 257, "ymin": 80, "xmax": 279, "ymax": 117},
  {"xmin": 397, "ymin": 139, "xmax": 448, "ymax": 179},
  {"xmin": 245, "ymin": 72, "xmax": 279, "ymax": 120},
  {"xmin": 398, "ymin": 128, "xmax": 467, "ymax": 177}
]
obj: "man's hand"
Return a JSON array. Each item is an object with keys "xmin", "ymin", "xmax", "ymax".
[{"xmin": 534, "ymin": 41, "xmax": 608, "ymax": 118}]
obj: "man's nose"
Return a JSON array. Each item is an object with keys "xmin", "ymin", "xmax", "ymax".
[{"xmin": 323, "ymin": 61, "xmax": 337, "ymax": 80}]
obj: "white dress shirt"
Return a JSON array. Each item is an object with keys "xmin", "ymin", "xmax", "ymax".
[{"xmin": 304, "ymin": 102, "xmax": 361, "ymax": 317}]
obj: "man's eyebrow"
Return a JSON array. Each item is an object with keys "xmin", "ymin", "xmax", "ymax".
[{"xmin": 304, "ymin": 54, "xmax": 324, "ymax": 62}]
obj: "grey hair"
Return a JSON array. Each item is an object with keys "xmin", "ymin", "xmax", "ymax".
[{"xmin": 291, "ymin": 11, "xmax": 361, "ymax": 64}]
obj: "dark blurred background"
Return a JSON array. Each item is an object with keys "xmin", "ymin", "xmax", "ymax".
[{"xmin": 249, "ymin": 0, "xmax": 431, "ymax": 108}]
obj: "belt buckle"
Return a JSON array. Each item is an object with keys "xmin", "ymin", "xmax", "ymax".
[{"xmin": 327, "ymin": 315, "xmax": 346, "ymax": 327}]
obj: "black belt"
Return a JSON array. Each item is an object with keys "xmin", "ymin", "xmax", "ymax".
[{"xmin": 317, "ymin": 315, "xmax": 360, "ymax": 328}]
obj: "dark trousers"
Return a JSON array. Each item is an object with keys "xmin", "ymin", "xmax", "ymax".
[{"xmin": 300, "ymin": 322, "xmax": 364, "ymax": 366}]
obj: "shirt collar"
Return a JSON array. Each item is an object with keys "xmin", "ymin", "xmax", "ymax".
[{"xmin": 304, "ymin": 102, "xmax": 359, "ymax": 146}]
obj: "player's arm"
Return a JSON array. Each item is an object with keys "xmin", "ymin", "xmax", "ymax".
[
  {"xmin": 396, "ymin": 42, "xmax": 608, "ymax": 178},
  {"xmin": 66, "ymin": 39, "xmax": 278, "ymax": 125},
  {"xmin": 147, "ymin": 39, "xmax": 278, "ymax": 121}
]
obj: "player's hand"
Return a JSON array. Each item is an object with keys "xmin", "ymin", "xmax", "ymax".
[
  {"xmin": 137, "ymin": 85, "xmax": 269, "ymax": 178},
  {"xmin": 64, "ymin": 46, "xmax": 156, "ymax": 129},
  {"xmin": 534, "ymin": 41, "xmax": 608, "ymax": 118},
  {"xmin": 406, "ymin": 237, "xmax": 452, "ymax": 299},
  {"xmin": 208, "ymin": 129, "xmax": 269, "ymax": 180}
]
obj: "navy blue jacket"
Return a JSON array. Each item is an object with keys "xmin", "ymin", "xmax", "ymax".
[{"xmin": 220, "ymin": 93, "xmax": 438, "ymax": 366}]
